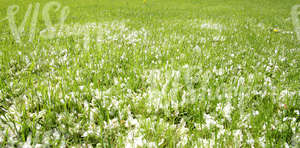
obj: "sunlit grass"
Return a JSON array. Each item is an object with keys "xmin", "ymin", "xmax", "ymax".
[{"xmin": 0, "ymin": 0, "xmax": 299, "ymax": 147}]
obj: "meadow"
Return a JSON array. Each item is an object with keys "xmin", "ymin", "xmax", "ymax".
[{"xmin": 0, "ymin": 0, "xmax": 299, "ymax": 147}]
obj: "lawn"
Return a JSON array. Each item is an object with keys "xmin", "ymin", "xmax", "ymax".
[{"xmin": 0, "ymin": 0, "xmax": 299, "ymax": 147}]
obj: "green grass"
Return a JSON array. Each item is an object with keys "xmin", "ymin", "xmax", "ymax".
[{"xmin": 0, "ymin": 0, "xmax": 299, "ymax": 147}]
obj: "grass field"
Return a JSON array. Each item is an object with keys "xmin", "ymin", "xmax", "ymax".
[{"xmin": 0, "ymin": 0, "xmax": 299, "ymax": 147}]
